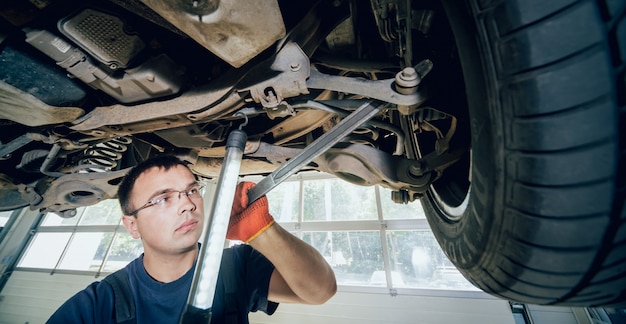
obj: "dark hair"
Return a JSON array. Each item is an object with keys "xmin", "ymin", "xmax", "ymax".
[{"xmin": 117, "ymin": 155, "xmax": 194, "ymax": 215}]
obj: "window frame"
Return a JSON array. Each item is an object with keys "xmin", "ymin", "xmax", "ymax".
[
  {"xmin": 15, "ymin": 172, "xmax": 494, "ymax": 299},
  {"xmin": 247, "ymin": 172, "xmax": 493, "ymax": 299},
  {"xmin": 15, "ymin": 200, "xmax": 135, "ymax": 278}
]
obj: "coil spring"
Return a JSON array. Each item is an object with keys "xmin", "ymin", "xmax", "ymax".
[{"xmin": 79, "ymin": 136, "xmax": 132, "ymax": 172}]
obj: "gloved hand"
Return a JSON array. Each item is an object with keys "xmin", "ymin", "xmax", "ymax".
[{"xmin": 228, "ymin": 181, "xmax": 275, "ymax": 242}]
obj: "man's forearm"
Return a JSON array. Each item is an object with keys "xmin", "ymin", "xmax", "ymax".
[{"xmin": 249, "ymin": 223, "xmax": 337, "ymax": 304}]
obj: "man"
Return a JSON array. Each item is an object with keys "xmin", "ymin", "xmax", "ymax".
[{"xmin": 47, "ymin": 155, "xmax": 336, "ymax": 323}]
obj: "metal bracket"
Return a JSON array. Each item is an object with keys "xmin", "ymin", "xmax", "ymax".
[{"xmin": 237, "ymin": 42, "xmax": 310, "ymax": 109}]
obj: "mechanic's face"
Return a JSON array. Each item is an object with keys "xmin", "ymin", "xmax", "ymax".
[{"xmin": 122, "ymin": 165, "xmax": 205, "ymax": 256}]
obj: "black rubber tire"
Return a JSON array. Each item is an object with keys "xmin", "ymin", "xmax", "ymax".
[{"xmin": 422, "ymin": 0, "xmax": 626, "ymax": 307}]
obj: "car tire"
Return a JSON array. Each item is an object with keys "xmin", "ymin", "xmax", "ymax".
[{"xmin": 421, "ymin": 0, "xmax": 626, "ymax": 307}]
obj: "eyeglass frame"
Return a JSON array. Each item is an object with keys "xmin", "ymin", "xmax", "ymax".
[{"xmin": 128, "ymin": 182, "xmax": 205, "ymax": 216}]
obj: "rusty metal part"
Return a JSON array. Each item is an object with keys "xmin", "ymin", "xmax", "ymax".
[
  {"xmin": 191, "ymin": 154, "xmax": 284, "ymax": 177},
  {"xmin": 267, "ymin": 109, "xmax": 334, "ymax": 145},
  {"xmin": 193, "ymin": 135, "xmax": 261, "ymax": 158},
  {"xmin": 232, "ymin": 42, "xmax": 310, "ymax": 110},
  {"xmin": 176, "ymin": 142, "xmax": 292, "ymax": 177},
  {"xmin": 247, "ymin": 101, "xmax": 385, "ymax": 202},
  {"xmin": 70, "ymin": 42, "xmax": 309, "ymax": 137},
  {"xmin": 262, "ymin": 97, "xmax": 295, "ymax": 119},
  {"xmin": 245, "ymin": 142, "xmax": 303, "ymax": 165},
  {"xmin": 0, "ymin": 132, "xmax": 90, "ymax": 163},
  {"xmin": 69, "ymin": 43, "xmax": 427, "ymax": 141},
  {"xmin": 69, "ymin": 81, "xmax": 235, "ymax": 135},
  {"xmin": 154, "ymin": 123, "xmax": 227, "ymax": 151},
  {"xmin": 316, "ymin": 143, "xmax": 465, "ymax": 193},
  {"xmin": 292, "ymin": 100, "xmax": 406, "ymax": 156},
  {"xmin": 140, "ymin": 0, "xmax": 285, "ymax": 68},
  {"xmin": 215, "ymin": 98, "xmax": 406, "ymax": 160},
  {"xmin": 69, "ymin": 44, "xmax": 263, "ymax": 134},
  {"xmin": 0, "ymin": 134, "xmax": 35, "ymax": 160},
  {"xmin": 0, "ymin": 81, "xmax": 84, "ymax": 127},
  {"xmin": 20, "ymin": 168, "xmax": 129, "ymax": 217},
  {"xmin": 185, "ymin": 42, "xmax": 310, "ymax": 121},
  {"xmin": 0, "ymin": 174, "xmax": 29, "ymax": 211},
  {"xmin": 411, "ymin": 107, "xmax": 457, "ymax": 155},
  {"xmin": 39, "ymin": 144, "xmax": 65, "ymax": 177},
  {"xmin": 190, "ymin": 140, "xmax": 302, "ymax": 177},
  {"xmin": 317, "ymin": 143, "xmax": 430, "ymax": 189},
  {"xmin": 192, "ymin": 136, "xmax": 465, "ymax": 197}
]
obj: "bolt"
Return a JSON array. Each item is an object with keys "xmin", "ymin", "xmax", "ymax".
[
  {"xmin": 395, "ymin": 67, "xmax": 420, "ymax": 88},
  {"xmin": 290, "ymin": 62, "xmax": 301, "ymax": 71},
  {"xmin": 408, "ymin": 162, "xmax": 422, "ymax": 176},
  {"xmin": 391, "ymin": 190, "xmax": 410, "ymax": 204},
  {"xmin": 394, "ymin": 67, "xmax": 421, "ymax": 96},
  {"xmin": 400, "ymin": 67, "xmax": 418, "ymax": 80}
]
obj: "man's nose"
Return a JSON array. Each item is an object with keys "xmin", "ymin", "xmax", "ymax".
[{"xmin": 177, "ymin": 191, "xmax": 197, "ymax": 214}]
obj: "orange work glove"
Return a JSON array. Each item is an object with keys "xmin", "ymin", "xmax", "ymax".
[{"xmin": 227, "ymin": 181, "xmax": 275, "ymax": 243}]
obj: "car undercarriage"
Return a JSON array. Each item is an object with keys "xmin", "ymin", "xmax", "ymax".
[
  {"xmin": 1, "ymin": 0, "xmax": 624, "ymax": 307},
  {"xmin": 1, "ymin": 0, "xmax": 466, "ymax": 217}
]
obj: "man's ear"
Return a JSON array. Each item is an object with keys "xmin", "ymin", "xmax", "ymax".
[{"xmin": 122, "ymin": 215, "xmax": 141, "ymax": 239}]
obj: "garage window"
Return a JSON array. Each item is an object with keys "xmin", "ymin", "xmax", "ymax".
[
  {"xmin": 16, "ymin": 199, "xmax": 142, "ymax": 276},
  {"xmin": 16, "ymin": 173, "xmax": 478, "ymax": 293},
  {"xmin": 262, "ymin": 172, "xmax": 478, "ymax": 293}
]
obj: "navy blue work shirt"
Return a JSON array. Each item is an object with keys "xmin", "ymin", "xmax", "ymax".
[{"xmin": 46, "ymin": 244, "xmax": 278, "ymax": 323}]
